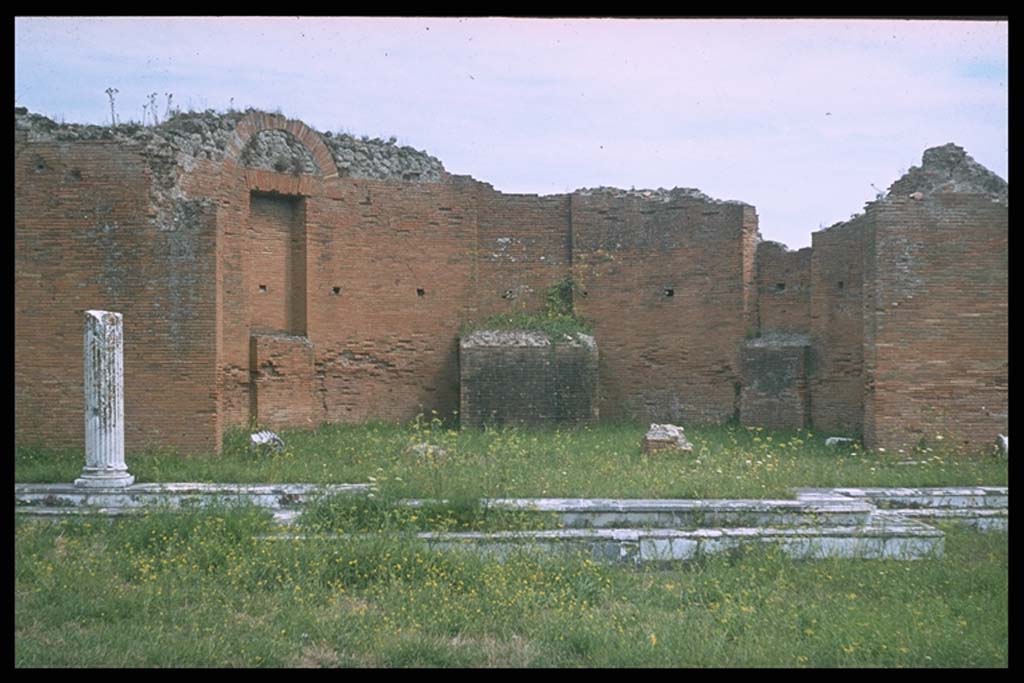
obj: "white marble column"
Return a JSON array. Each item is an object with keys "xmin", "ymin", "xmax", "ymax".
[{"xmin": 75, "ymin": 310, "xmax": 134, "ymax": 488}]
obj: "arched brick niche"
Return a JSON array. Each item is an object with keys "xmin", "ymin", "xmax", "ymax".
[{"xmin": 224, "ymin": 111, "xmax": 339, "ymax": 179}]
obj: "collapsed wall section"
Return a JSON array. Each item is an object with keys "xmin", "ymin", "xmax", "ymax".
[
  {"xmin": 571, "ymin": 189, "xmax": 758, "ymax": 423},
  {"xmin": 15, "ymin": 136, "xmax": 220, "ymax": 454}
]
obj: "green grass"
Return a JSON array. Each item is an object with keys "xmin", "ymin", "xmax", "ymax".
[
  {"xmin": 298, "ymin": 492, "xmax": 561, "ymax": 534},
  {"xmin": 14, "ymin": 511, "xmax": 1007, "ymax": 667},
  {"xmin": 15, "ymin": 420, "xmax": 1008, "ymax": 500},
  {"xmin": 14, "ymin": 421, "xmax": 1008, "ymax": 666}
]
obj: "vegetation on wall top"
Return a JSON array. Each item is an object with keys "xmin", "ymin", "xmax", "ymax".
[{"xmin": 462, "ymin": 277, "xmax": 593, "ymax": 340}]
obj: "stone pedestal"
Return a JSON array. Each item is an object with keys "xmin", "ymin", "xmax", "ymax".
[{"xmin": 75, "ymin": 310, "xmax": 134, "ymax": 488}]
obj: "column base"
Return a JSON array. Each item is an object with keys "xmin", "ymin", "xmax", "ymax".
[{"xmin": 74, "ymin": 473, "xmax": 135, "ymax": 488}]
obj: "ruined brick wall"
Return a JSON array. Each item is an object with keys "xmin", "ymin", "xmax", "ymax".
[
  {"xmin": 304, "ymin": 176, "xmax": 481, "ymax": 424},
  {"xmin": 460, "ymin": 331, "xmax": 599, "ymax": 428},
  {"xmin": 205, "ymin": 167, "xmax": 482, "ymax": 429},
  {"xmin": 756, "ymin": 241, "xmax": 811, "ymax": 335},
  {"xmin": 15, "ymin": 138, "xmax": 220, "ymax": 454},
  {"xmin": 740, "ymin": 336, "xmax": 811, "ymax": 430},
  {"xmin": 808, "ymin": 215, "xmax": 867, "ymax": 435},
  {"xmin": 472, "ymin": 184, "xmax": 572, "ymax": 318},
  {"xmin": 863, "ymin": 194, "xmax": 1008, "ymax": 451},
  {"xmin": 16, "ymin": 110, "xmax": 1008, "ymax": 456},
  {"xmin": 741, "ymin": 208, "xmax": 760, "ymax": 337},
  {"xmin": 571, "ymin": 190, "xmax": 757, "ymax": 423}
]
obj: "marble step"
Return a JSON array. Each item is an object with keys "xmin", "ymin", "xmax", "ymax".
[{"xmin": 260, "ymin": 516, "xmax": 945, "ymax": 563}]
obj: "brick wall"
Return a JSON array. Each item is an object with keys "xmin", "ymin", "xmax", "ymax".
[
  {"xmin": 460, "ymin": 333, "xmax": 599, "ymax": 428},
  {"xmin": 472, "ymin": 184, "xmax": 572, "ymax": 319},
  {"xmin": 756, "ymin": 241, "xmax": 811, "ymax": 334},
  {"xmin": 809, "ymin": 215, "xmax": 867, "ymax": 435},
  {"xmin": 303, "ymin": 176, "xmax": 481, "ymax": 424},
  {"xmin": 863, "ymin": 194, "xmax": 1008, "ymax": 451},
  {"xmin": 248, "ymin": 192, "xmax": 307, "ymax": 336},
  {"xmin": 571, "ymin": 193, "xmax": 756, "ymax": 423},
  {"xmin": 15, "ymin": 112, "xmax": 1008, "ymax": 456},
  {"xmin": 251, "ymin": 333, "xmax": 315, "ymax": 429},
  {"xmin": 15, "ymin": 139, "xmax": 220, "ymax": 454}
]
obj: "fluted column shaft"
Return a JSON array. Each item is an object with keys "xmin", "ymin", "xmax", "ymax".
[{"xmin": 75, "ymin": 310, "xmax": 134, "ymax": 488}]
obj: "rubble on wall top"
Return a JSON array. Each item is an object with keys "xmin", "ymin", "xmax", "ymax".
[
  {"xmin": 573, "ymin": 185, "xmax": 749, "ymax": 206},
  {"xmin": 461, "ymin": 330, "xmax": 552, "ymax": 348},
  {"xmin": 886, "ymin": 143, "xmax": 1007, "ymax": 203},
  {"xmin": 15, "ymin": 106, "xmax": 245, "ymax": 158},
  {"xmin": 14, "ymin": 106, "xmax": 446, "ymax": 183},
  {"xmin": 814, "ymin": 143, "xmax": 1007, "ymax": 237},
  {"xmin": 461, "ymin": 330, "xmax": 596, "ymax": 349}
]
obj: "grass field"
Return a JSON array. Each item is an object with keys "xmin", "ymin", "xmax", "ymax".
[
  {"xmin": 14, "ymin": 420, "xmax": 1008, "ymax": 667},
  {"xmin": 14, "ymin": 419, "xmax": 1008, "ymax": 500},
  {"xmin": 14, "ymin": 510, "xmax": 1007, "ymax": 667}
]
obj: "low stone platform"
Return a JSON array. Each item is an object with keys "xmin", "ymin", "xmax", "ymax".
[{"xmin": 15, "ymin": 483, "xmax": 1007, "ymax": 564}]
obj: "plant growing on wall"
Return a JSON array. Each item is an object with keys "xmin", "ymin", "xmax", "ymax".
[
  {"xmin": 544, "ymin": 275, "xmax": 578, "ymax": 317},
  {"xmin": 463, "ymin": 277, "xmax": 593, "ymax": 341},
  {"xmin": 105, "ymin": 87, "xmax": 118, "ymax": 126}
]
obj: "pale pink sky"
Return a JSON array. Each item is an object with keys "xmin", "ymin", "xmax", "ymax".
[{"xmin": 15, "ymin": 17, "xmax": 1007, "ymax": 248}]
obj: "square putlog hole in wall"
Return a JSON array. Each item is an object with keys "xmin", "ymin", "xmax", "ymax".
[
  {"xmin": 417, "ymin": 288, "xmax": 426, "ymax": 297},
  {"xmin": 258, "ymin": 284, "xmax": 268, "ymax": 293},
  {"xmin": 775, "ymin": 283, "xmax": 786, "ymax": 293},
  {"xmin": 663, "ymin": 287, "xmax": 674, "ymax": 298},
  {"xmin": 331, "ymin": 286, "xmax": 342, "ymax": 296}
]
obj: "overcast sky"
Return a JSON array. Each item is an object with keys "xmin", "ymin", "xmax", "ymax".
[{"xmin": 15, "ymin": 16, "xmax": 1007, "ymax": 248}]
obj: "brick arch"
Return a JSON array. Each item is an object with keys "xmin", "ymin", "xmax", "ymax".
[{"xmin": 224, "ymin": 112, "xmax": 339, "ymax": 178}]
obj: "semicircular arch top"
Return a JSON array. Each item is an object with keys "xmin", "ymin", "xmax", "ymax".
[{"xmin": 224, "ymin": 111, "xmax": 339, "ymax": 178}]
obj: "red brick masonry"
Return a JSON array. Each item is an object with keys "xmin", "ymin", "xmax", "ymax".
[{"xmin": 15, "ymin": 112, "xmax": 1007, "ymax": 454}]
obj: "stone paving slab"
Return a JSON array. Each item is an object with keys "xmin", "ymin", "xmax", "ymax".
[
  {"xmin": 874, "ymin": 507, "xmax": 1008, "ymax": 532},
  {"xmin": 478, "ymin": 497, "xmax": 874, "ymax": 528},
  {"xmin": 14, "ymin": 482, "xmax": 370, "ymax": 510},
  {"xmin": 797, "ymin": 486, "xmax": 1008, "ymax": 509}
]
